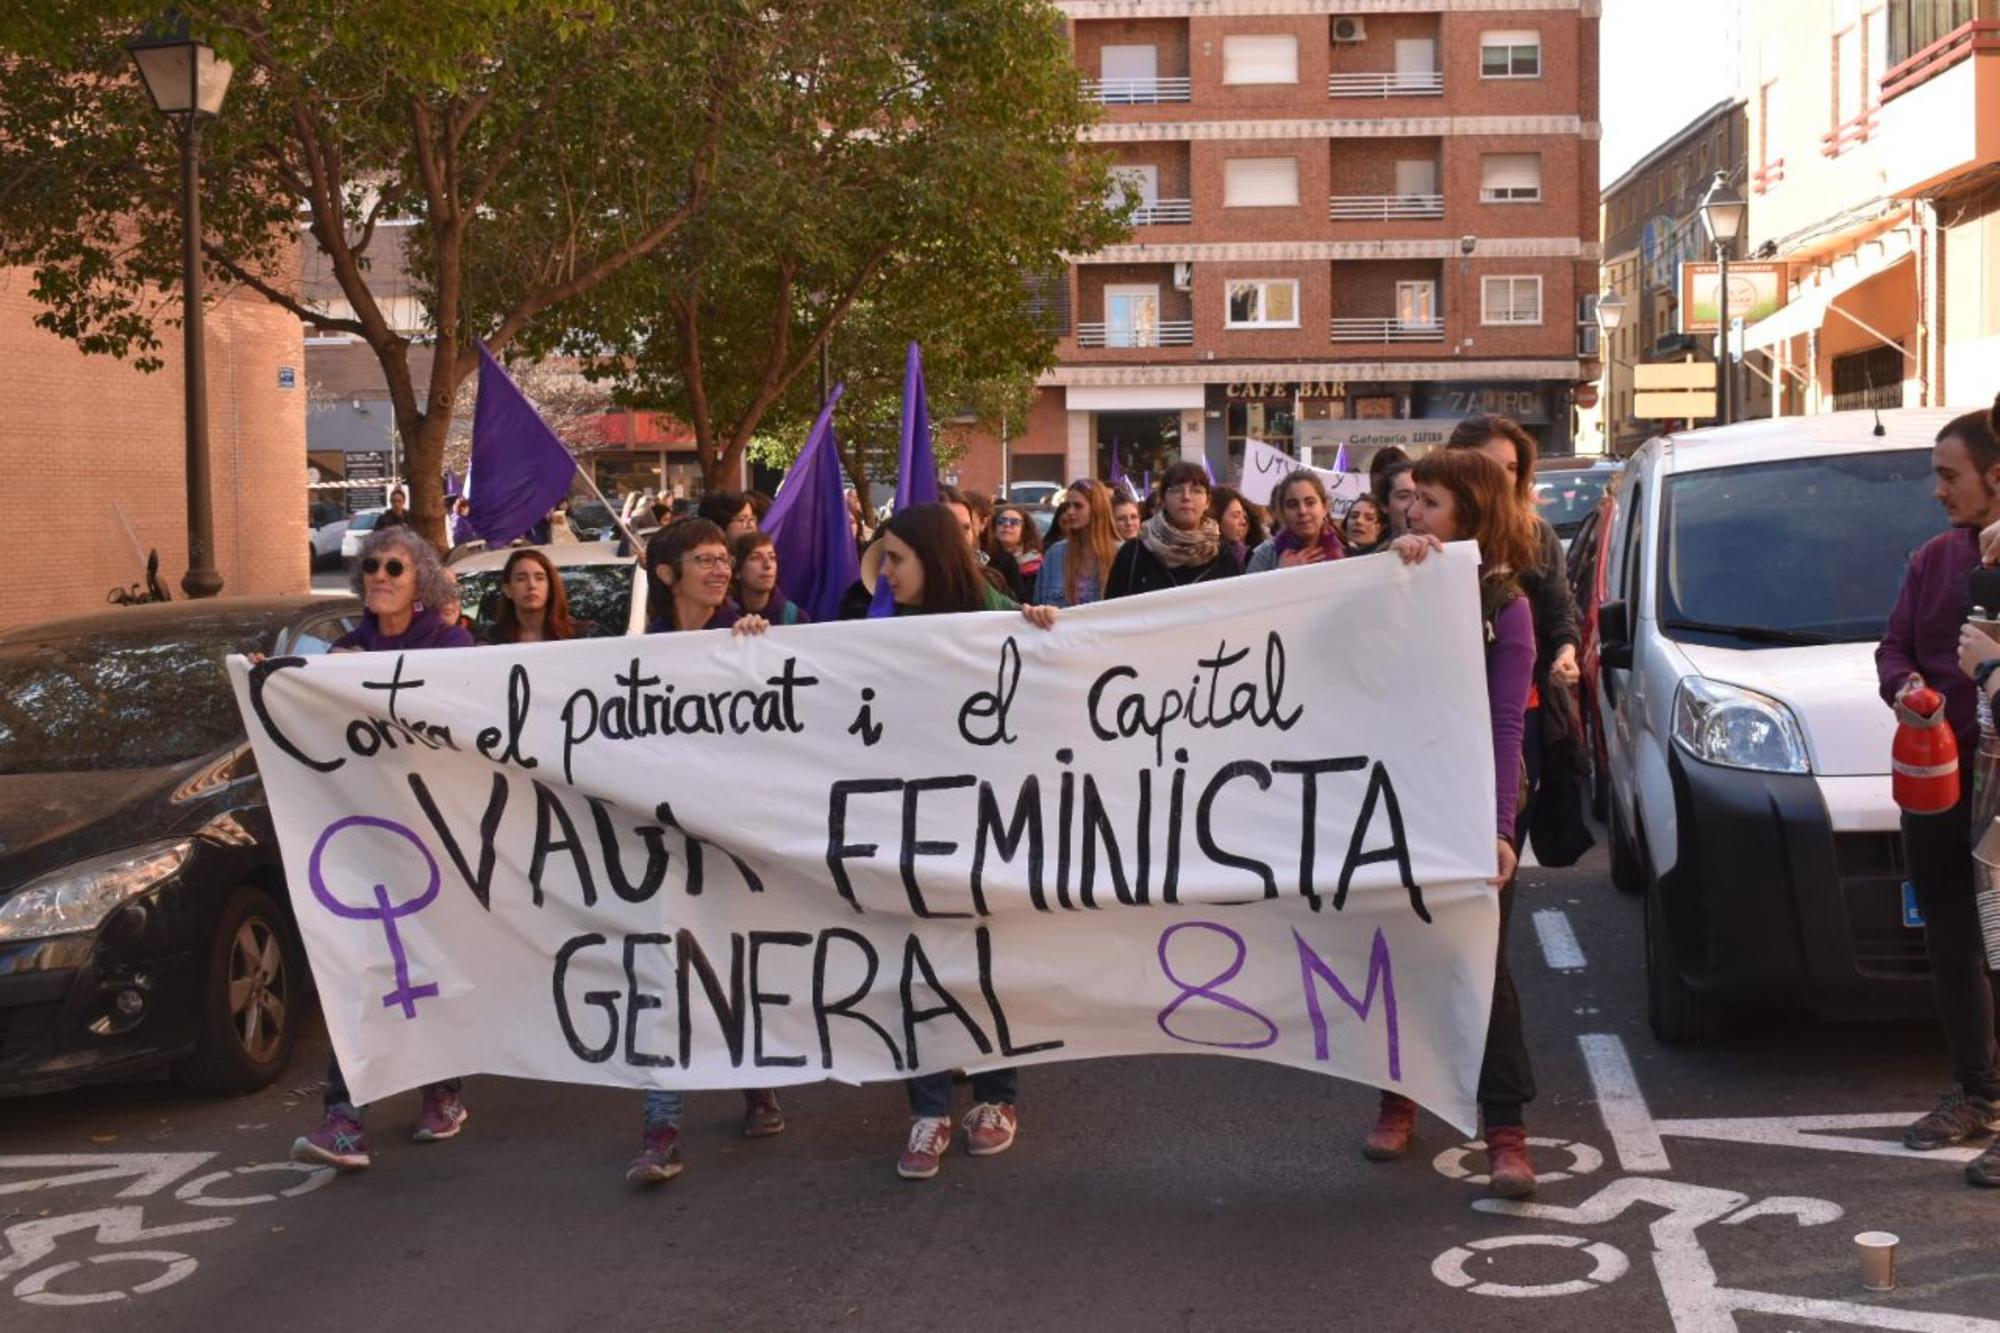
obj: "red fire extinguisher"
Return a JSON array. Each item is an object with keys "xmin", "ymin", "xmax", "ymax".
[{"xmin": 1894, "ymin": 685, "xmax": 1960, "ymax": 814}]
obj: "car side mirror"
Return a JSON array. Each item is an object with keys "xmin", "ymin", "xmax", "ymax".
[{"xmin": 1599, "ymin": 599, "xmax": 1633, "ymax": 670}]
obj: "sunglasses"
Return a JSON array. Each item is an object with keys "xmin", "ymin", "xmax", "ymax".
[
  {"xmin": 361, "ymin": 557, "xmax": 407, "ymax": 578},
  {"xmin": 995, "ymin": 516, "xmax": 1023, "ymax": 528}
]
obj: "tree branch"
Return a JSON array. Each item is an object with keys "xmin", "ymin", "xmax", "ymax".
[{"xmin": 202, "ymin": 242, "xmax": 367, "ymax": 334}]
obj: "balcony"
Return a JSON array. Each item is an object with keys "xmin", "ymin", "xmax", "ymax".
[
  {"xmin": 1081, "ymin": 76, "xmax": 1191, "ymax": 105},
  {"xmin": 1330, "ymin": 317, "xmax": 1444, "ymax": 344},
  {"xmin": 1328, "ymin": 193, "xmax": 1444, "ymax": 221},
  {"xmin": 1076, "ymin": 320, "xmax": 1194, "ymax": 348},
  {"xmin": 1327, "ymin": 71, "xmax": 1443, "ymax": 99},
  {"xmin": 1129, "ymin": 198, "xmax": 1192, "ymax": 226}
]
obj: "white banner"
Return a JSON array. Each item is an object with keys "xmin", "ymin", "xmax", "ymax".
[
  {"xmin": 229, "ymin": 550, "xmax": 1500, "ymax": 1130},
  {"xmin": 1238, "ymin": 437, "xmax": 1368, "ymax": 515}
]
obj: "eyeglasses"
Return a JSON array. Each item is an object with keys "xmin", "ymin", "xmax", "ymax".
[
  {"xmin": 687, "ymin": 554, "xmax": 734, "ymax": 572},
  {"xmin": 360, "ymin": 557, "xmax": 407, "ymax": 578},
  {"xmin": 1164, "ymin": 483, "xmax": 1206, "ymax": 498},
  {"xmin": 995, "ymin": 516, "xmax": 1023, "ymax": 528}
]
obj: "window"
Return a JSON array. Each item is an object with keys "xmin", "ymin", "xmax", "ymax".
[
  {"xmin": 1394, "ymin": 159, "xmax": 1438, "ymax": 197},
  {"xmin": 1758, "ymin": 33, "xmax": 1784, "ymax": 170},
  {"xmin": 1480, "ymin": 29, "xmax": 1542, "ymax": 79},
  {"xmin": 1396, "ymin": 281, "xmax": 1437, "ymax": 326},
  {"xmin": 1836, "ymin": 25, "xmax": 1863, "ymax": 124},
  {"xmin": 1222, "ymin": 34, "xmax": 1299, "ymax": 85},
  {"xmin": 1481, "ymin": 275, "xmax": 1542, "ymax": 325},
  {"xmin": 1109, "ymin": 164, "xmax": 1159, "ymax": 209},
  {"xmin": 1865, "ymin": 6, "xmax": 1888, "ymax": 104},
  {"xmin": 1101, "ymin": 44, "xmax": 1158, "ymax": 82},
  {"xmin": 1223, "ymin": 156, "xmax": 1300, "ymax": 207},
  {"xmin": 1225, "ymin": 279, "xmax": 1300, "ymax": 328},
  {"xmin": 1104, "ymin": 285, "xmax": 1161, "ymax": 347},
  {"xmin": 1479, "ymin": 153, "xmax": 1542, "ymax": 203}
]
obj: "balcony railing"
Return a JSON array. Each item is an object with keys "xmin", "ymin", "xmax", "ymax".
[
  {"xmin": 1821, "ymin": 107, "xmax": 1879, "ymax": 156},
  {"xmin": 1081, "ymin": 76, "xmax": 1192, "ymax": 104},
  {"xmin": 1328, "ymin": 193, "xmax": 1444, "ymax": 221},
  {"xmin": 1129, "ymin": 198, "xmax": 1193, "ymax": 226},
  {"xmin": 1330, "ymin": 318, "xmax": 1444, "ymax": 343},
  {"xmin": 1076, "ymin": 320, "xmax": 1195, "ymax": 348},
  {"xmin": 1327, "ymin": 70, "xmax": 1443, "ymax": 98}
]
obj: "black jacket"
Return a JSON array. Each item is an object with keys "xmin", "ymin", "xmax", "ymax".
[
  {"xmin": 1519, "ymin": 515, "xmax": 1580, "ymax": 679},
  {"xmin": 1105, "ymin": 538, "xmax": 1243, "ymax": 599}
]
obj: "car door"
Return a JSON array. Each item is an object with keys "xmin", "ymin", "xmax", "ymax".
[{"xmin": 1600, "ymin": 459, "xmax": 1648, "ymax": 815}]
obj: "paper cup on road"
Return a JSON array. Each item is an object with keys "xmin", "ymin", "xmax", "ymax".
[{"xmin": 1855, "ymin": 1231, "xmax": 1898, "ymax": 1291}]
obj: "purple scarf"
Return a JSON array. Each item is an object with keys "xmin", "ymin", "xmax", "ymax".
[
  {"xmin": 334, "ymin": 607, "xmax": 474, "ymax": 652},
  {"xmin": 1273, "ymin": 524, "xmax": 1347, "ymax": 562}
]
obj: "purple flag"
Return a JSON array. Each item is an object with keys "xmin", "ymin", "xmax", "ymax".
[
  {"xmin": 468, "ymin": 344, "xmax": 577, "ymax": 546},
  {"xmin": 871, "ymin": 342, "xmax": 939, "ymax": 616},
  {"xmin": 764, "ymin": 384, "xmax": 858, "ymax": 624},
  {"xmin": 1201, "ymin": 454, "xmax": 1215, "ymax": 484},
  {"xmin": 1111, "ymin": 438, "xmax": 1122, "ymax": 484},
  {"xmin": 1333, "ymin": 442, "xmax": 1352, "ymax": 473},
  {"xmin": 443, "ymin": 468, "xmax": 462, "ymax": 498}
]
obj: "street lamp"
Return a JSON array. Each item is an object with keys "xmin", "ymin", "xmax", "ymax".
[
  {"xmin": 1596, "ymin": 290, "xmax": 1627, "ymax": 454},
  {"xmin": 1698, "ymin": 171, "xmax": 1747, "ymax": 427},
  {"xmin": 127, "ymin": 14, "xmax": 234, "ymax": 599}
]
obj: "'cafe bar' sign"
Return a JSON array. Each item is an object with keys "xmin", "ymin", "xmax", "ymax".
[{"xmin": 1226, "ymin": 380, "xmax": 1344, "ymax": 400}]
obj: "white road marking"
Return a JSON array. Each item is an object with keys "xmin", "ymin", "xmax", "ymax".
[
  {"xmin": 1654, "ymin": 1113, "xmax": 1983, "ymax": 1164},
  {"xmin": 1532, "ymin": 909, "xmax": 1587, "ymax": 971},
  {"xmin": 1431, "ymin": 1234, "xmax": 1630, "ymax": 1297},
  {"xmin": 1432, "ymin": 1138, "xmax": 1604, "ymax": 1186},
  {"xmin": 1578, "ymin": 1033, "xmax": 1671, "ymax": 1173},
  {"xmin": 0, "ymin": 1154, "xmax": 218, "ymax": 1200}
]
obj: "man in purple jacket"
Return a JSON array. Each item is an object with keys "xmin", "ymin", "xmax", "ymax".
[{"xmin": 1875, "ymin": 406, "xmax": 2000, "ymax": 1188}]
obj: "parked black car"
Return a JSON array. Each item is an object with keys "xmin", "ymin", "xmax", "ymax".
[{"xmin": 0, "ymin": 595, "xmax": 360, "ymax": 1097}]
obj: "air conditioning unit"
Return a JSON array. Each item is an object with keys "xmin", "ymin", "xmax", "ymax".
[
  {"xmin": 1172, "ymin": 262, "xmax": 1194, "ymax": 292},
  {"xmin": 1332, "ymin": 16, "xmax": 1367, "ymax": 43}
]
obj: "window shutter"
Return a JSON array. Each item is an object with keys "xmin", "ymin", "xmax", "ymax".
[
  {"xmin": 1480, "ymin": 154, "xmax": 1542, "ymax": 198},
  {"xmin": 1222, "ymin": 35, "xmax": 1299, "ymax": 85},
  {"xmin": 1223, "ymin": 157, "xmax": 1300, "ymax": 207},
  {"xmin": 1100, "ymin": 44, "xmax": 1158, "ymax": 82}
]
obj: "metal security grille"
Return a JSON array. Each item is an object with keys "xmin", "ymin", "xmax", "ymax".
[{"xmin": 1830, "ymin": 344, "xmax": 1905, "ymax": 410}]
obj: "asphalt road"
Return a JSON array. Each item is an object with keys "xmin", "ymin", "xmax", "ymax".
[{"xmin": 5, "ymin": 841, "xmax": 1999, "ymax": 1331}]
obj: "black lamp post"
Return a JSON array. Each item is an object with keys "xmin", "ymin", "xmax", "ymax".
[
  {"xmin": 1698, "ymin": 171, "xmax": 1747, "ymax": 426},
  {"xmin": 127, "ymin": 15, "xmax": 234, "ymax": 598}
]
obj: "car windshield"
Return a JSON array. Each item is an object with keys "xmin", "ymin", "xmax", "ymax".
[
  {"xmin": 1661, "ymin": 449, "xmax": 1935, "ymax": 644},
  {"xmin": 0, "ymin": 619, "xmax": 276, "ymax": 773},
  {"xmin": 349, "ymin": 512, "xmax": 379, "ymax": 533},
  {"xmin": 458, "ymin": 562, "xmax": 631, "ymax": 638},
  {"xmin": 1537, "ymin": 472, "xmax": 1611, "ymax": 538}
]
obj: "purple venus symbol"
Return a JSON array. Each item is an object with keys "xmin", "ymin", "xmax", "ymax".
[{"xmin": 308, "ymin": 815, "xmax": 443, "ymax": 1019}]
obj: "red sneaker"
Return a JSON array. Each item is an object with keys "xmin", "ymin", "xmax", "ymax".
[
  {"xmin": 1485, "ymin": 1126, "xmax": 1537, "ymax": 1198},
  {"xmin": 963, "ymin": 1102, "xmax": 1018, "ymax": 1157},
  {"xmin": 897, "ymin": 1116, "xmax": 952, "ymax": 1180},
  {"xmin": 742, "ymin": 1089, "xmax": 785, "ymax": 1138},
  {"xmin": 1363, "ymin": 1092, "xmax": 1418, "ymax": 1161}
]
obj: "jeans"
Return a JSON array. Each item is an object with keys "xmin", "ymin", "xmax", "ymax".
[
  {"xmin": 323, "ymin": 1054, "xmax": 460, "ymax": 1122},
  {"xmin": 641, "ymin": 1087, "xmax": 779, "ymax": 1130},
  {"xmin": 1476, "ymin": 876, "xmax": 1536, "ymax": 1129},
  {"xmin": 1901, "ymin": 796, "xmax": 2000, "ymax": 1101},
  {"xmin": 907, "ymin": 1068, "xmax": 1018, "ymax": 1119}
]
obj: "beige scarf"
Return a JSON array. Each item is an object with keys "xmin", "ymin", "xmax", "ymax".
[{"xmin": 1141, "ymin": 511, "xmax": 1221, "ymax": 568}]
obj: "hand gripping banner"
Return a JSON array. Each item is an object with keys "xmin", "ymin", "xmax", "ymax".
[{"xmin": 230, "ymin": 547, "xmax": 1501, "ymax": 1129}]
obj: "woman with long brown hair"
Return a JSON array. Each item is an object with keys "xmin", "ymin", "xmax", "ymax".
[
  {"xmin": 1370, "ymin": 448, "xmax": 1542, "ymax": 1198},
  {"xmin": 486, "ymin": 548, "xmax": 583, "ymax": 644},
  {"xmin": 1035, "ymin": 478, "xmax": 1120, "ymax": 607}
]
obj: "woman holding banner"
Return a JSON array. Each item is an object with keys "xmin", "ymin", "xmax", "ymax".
[
  {"xmin": 848, "ymin": 502, "xmax": 1057, "ymax": 1179},
  {"xmin": 292, "ymin": 529, "xmax": 475, "ymax": 1173},
  {"xmin": 1243, "ymin": 469, "xmax": 1346, "ymax": 574},
  {"xmin": 1372, "ymin": 449, "xmax": 1541, "ymax": 1196},
  {"xmin": 627, "ymin": 518, "xmax": 787, "ymax": 1184},
  {"xmin": 1035, "ymin": 479, "xmax": 1120, "ymax": 607}
]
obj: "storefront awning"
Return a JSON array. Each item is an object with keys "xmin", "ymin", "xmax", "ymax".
[{"xmin": 1739, "ymin": 236, "xmax": 1913, "ymax": 353}]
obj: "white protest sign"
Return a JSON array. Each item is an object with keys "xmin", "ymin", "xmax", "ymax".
[
  {"xmin": 229, "ymin": 550, "xmax": 1500, "ymax": 1130},
  {"xmin": 1238, "ymin": 438, "xmax": 1368, "ymax": 516}
]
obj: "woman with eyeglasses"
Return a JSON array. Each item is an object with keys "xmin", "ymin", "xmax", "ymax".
[
  {"xmin": 841, "ymin": 502, "xmax": 1056, "ymax": 1178},
  {"xmin": 1374, "ymin": 448, "xmax": 1541, "ymax": 1198},
  {"xmin": 729, "ymin": 530, "xmax": 807, "ymax": 625},
  {"xmin": 1244, "ymin": 470, "xmax": 1347, "ymax": 573},
  {"xmin": 626, "ymin": 518, "xmax": 786, "ymax": 1185},
  {"xmin": 1035, "ymin": 479, "xmax": 1120, "ymax": 608},
  {"xmin": 292, "ymin": 529, "xmax": 474, "ymax": 1175},
  {"xmin": 486, "ymin": 548, "xmax": 588, "ymax": 644},
  {"xmin": 1105, "ymin": 462, "xmax": 1245, "ymax": 598},
  {"xmin": 1208, "ymin": 484, "xmax": 1266, "ymax": 571}
]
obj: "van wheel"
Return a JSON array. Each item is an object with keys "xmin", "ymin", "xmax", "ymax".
[
  {"xmin": 175, "ymin": 886, "xmax": 301, "ymax": 1095},
  {"xmin": 1609, "ymin": 800, "xmax": 1643, "ymax": 895},
  {"xmin": 1644, "ymin": 867, "xmax": 1725, "ymax": 1044}
]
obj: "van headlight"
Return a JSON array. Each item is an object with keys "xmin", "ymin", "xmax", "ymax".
[
  {"xmin": 0, "ymin": 840, "xmax": 193, "ymax": 942},
  {"xmin": 1672, "ymin": 678, "xmax": 1811, "ymax": 774}
]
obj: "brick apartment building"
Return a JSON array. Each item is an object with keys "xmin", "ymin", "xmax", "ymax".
[
  {"xmin": 959, "ymin": 0, "xmax": 1603, "ymax": 495},
  {"xmin": 0, "ymin": 266, "xmax": 308, "ymax": 632}
]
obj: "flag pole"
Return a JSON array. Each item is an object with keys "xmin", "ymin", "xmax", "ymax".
[{"xmin": 571, "ymin": 457, "xmax": 643, "ymax": 553}]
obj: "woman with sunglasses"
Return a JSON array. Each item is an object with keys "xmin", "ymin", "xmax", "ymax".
[
  {"xmin": 1105, "ymin": 461, "xmax": 1244, "ymax": 598},
  {"xmin": 1035, "ymin": 479, "xmax": 1120, "ymax": 608},
  {"xmin": 1372, "ymin": 448, "xmax": 1541, "ymax": 1197},
  {"xmin": 844, "ymin": 503, "xmax": 1056, "ymax": 1178},
  {"xmin": 729, "ymin": 530, "xmax": 807, "ymax": 625},
  {"xmin": 989, "ymin": 504, "xmax": 1045, "ymax": 595},
  {"xmin": 292, "ymin": 529, "xmax": 474, "ymax": 1174},
  {"xmin": 626, "ymin": 518, "xmax": 786, "ymax": 1184},
  {"xmin": 486, "ymin": 548, "xmax": 588, "ymax": 644},
  {"xmin": 1244, "ymin": 470, "xmax": 1347, "ymax": 573}
]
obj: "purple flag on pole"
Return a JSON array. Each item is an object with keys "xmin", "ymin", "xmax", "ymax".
[
  {"xmin": 1333, "ymin": 442, "xmax": 1352, "ymax": 473},
  {"xmin": 468, "ymin": 344, "xmax": 578, "ymax": 546},
  {"xmin": 763, "ymin": 384, "xmax": 858, "ymax": 624},
  {"xmin": 870, "ymin": 342, "xmax": 939, "ymax": 616},
  {"xmin": 1201, "ymin": 454, "xmax": 1215, "ymax": 484}
]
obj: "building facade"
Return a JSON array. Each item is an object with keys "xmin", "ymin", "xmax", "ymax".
[
  {"xmin": 1594, "ymin": 99, "xmax": 1761, "ymax": 456},
  {"xmin": 964, "ymin": 0, "xmax": 1603, "ymax": 494},
  {"xmin": 1734, "ymin": 0, "xmax": 2000, "ymax": 415}
]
